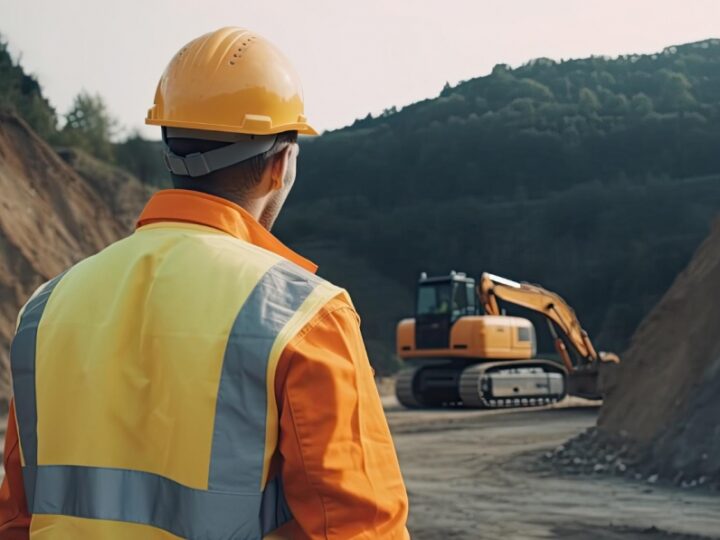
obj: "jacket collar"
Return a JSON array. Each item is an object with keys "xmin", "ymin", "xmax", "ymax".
[{"xmin": 136, "ymin": 189, "xmax": 317, "ymax": 273}]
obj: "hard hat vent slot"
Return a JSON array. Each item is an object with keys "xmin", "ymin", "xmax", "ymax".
[{"xmin": 229, "ymin": 35, "xmax": 258, "ymax": 66}]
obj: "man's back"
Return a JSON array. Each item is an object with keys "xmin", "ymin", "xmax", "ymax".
[
  {"xmin": 32, "ymin": 219, "xmax": 313, "ymax": 482},
  {"xmin": 2, "ymin": 190, "xmax": 409, "ymax": 539}
]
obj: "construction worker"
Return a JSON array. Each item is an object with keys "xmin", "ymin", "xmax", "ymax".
[{"xmin": 0, "ymin": 27, "xmax": 409, "ymax": 539}]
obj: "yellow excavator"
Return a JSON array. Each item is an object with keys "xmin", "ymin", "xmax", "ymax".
[{"xmin": 395, "ymin": 271, "xmax": 620, "ymax": 409}]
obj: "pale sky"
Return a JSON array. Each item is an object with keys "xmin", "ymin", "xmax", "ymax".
[{"xmin": 1, "ymin": 1, "xmax": 718, "ymax": 140}]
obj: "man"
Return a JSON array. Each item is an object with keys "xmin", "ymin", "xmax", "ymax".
[
  {"xmin": 0, "ymin": 27, "xmax": 409, "ymax": 539},
  {"xmin": 435, "ymin": 291, "xmax": 451, "ymax": 315}
]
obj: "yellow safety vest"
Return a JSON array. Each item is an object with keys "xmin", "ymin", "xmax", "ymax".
[{"xmin": 11, "ymin": 222, "xmax": 343, "ymax": 539}]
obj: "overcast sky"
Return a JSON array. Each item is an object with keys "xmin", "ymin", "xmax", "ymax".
[{"xmin": 1, "ymin": 1, "xmax": 718, "ymax": 140}]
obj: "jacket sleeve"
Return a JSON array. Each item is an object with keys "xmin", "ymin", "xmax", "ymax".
[
  {"xmin": 275, "ymin": 296, "xmax": 409, "ymax": 540},
  {"xmin": 0, "ymin": 399, "xmax": 31, "ymax": 540}
]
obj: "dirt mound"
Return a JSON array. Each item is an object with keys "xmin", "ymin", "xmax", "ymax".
[
  {"xmin": 551, "ymin": 217, "xmax": 720, "ymax": 488},
  {"xmin": 0, "ymin": 112, "xmax": 145, "ymax": 410}
]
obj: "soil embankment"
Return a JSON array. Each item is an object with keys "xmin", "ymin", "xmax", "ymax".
[
  {"xmin": 599, "ymin": 218, "xmax": 720, "ymax": 485},
  {"xmin": 0, "ymin": 112, "xmax": 145, "ymax": 410}
]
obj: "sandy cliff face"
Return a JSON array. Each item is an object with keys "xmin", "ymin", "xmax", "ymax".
[{"xmin": 0, "ymin": 112, "xmax": 147, "ymax": 410}]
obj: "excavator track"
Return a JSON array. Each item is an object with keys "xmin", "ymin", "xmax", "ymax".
[
  {"xmin": 395, "ymin": 364, "xmax": 463, "ymax": 408},
  {"xmin": 396, "ymin": 361, "xmax": 567, "ymax": 409},
  {"xmin": 459, "ymin": 360, "xmax": 567, "ymax": 409},
  {"xmin": 395, "ymin": 366, "xmax": 424, "ymax": 408}
]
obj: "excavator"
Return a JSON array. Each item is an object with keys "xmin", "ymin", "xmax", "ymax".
[{"xmin": 395, "ymin": 271, "xmax": 620, "ymax": 409}]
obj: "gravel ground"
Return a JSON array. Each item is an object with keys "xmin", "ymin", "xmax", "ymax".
[{"xmin": 385, "ymin": 398, "xmax": 720, "ymax": 539}]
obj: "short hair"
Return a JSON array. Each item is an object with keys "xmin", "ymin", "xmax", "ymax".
[{"xmin": 167, "ymin": 131, "xmax": 298, "ymax": 198}]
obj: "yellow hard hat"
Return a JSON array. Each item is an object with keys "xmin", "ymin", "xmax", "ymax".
[{"xmin": 146, "ymin": 27, "xmax": 317, "ymax": 136}]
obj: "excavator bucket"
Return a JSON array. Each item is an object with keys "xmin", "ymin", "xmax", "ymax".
[
  {"xmin": 567, "ymin": 360, "xmax": 620, "ymax": 401},
  {"xmin": 596, "ymin": 357, "xmax": 621, "ymax": 398}
]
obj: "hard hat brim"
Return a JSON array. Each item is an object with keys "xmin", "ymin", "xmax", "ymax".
[{"xmin": 146, "ymin": 117, "xmax": 318, "ymax": 136}]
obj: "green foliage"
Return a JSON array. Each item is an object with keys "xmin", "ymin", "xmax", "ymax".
[
  {"xmin": 114, "ymin": 132, "xmax": 169, "ymax": 188},
  {"xmin": 0, "ymin": 39, "xmax": 58, "ymax": 139},
  {"xmin": 298, "ymin": 39, "xmax": 720, "ymax": 205},
  {"xmin": 0, "ymin": 38, "xmax": 115, "ymax": 162},
  {"xmin": 59, "ymin": 91, "xmax": 117, "ymax": 162},
  {"xmin": 0, "ymin": 39, "xmax": 166, "ymax": 183}
]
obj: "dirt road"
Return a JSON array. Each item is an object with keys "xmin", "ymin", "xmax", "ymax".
[{"xmin": 385, "ymin": 399, "xmax": 720, "ymax": 540}]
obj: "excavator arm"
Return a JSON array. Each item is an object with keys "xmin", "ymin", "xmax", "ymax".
[{"xmin": 478, "ymin": 273, "xmax": 620, "ymax": 373}]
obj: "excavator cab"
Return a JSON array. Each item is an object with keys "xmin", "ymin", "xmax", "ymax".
[{"xmin": 415, "ymin": 272, "xmax": 477, "ymax": 350}]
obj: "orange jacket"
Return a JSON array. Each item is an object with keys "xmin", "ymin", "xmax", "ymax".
[{"xmin": 0, "ymin": 189, "xmax": 409, "ymax": 539}]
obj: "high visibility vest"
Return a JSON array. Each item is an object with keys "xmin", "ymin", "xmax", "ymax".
[{"xmin": 10, "ymin": 222, "xmax": 344, "ymax": 539}]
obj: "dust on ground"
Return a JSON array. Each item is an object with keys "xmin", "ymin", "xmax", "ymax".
[{"xmin": 385, "ymin": 398, "xmax": 720, "ymax": 540}]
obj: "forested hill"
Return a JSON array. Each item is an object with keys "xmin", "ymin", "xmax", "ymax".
[
  {"xmin": 295, "ymin": 39, "xmax": 720, "ymax": 203},
  {"xmin": 276, "ymin": 39, "xmax": 720, "ymax": 372}
]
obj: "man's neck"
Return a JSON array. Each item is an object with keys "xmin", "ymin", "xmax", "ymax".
[{"xmin": 179, "ymin": 186, "xmax": 264, "ymax": 224}]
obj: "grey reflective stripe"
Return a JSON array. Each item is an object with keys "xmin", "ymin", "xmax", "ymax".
[
  {"xmin": 27, "ymin": 464, "xmax": 288, "ymax": 539},
  {"xmin": 209, "ymin": 259, "xmax": 322, "ymax": 492},
  {"xmin": 10, "ymin": 273, "xmax": 65, "ymax": 508}
]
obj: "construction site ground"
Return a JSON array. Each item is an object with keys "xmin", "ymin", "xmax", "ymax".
[
  {"xmin": 1, "ymin": 398, "xmax": 718, "ymax": 538},
  {"xmin": 383, "ymin": 396, "xmax": 720, "ymax": 540}
]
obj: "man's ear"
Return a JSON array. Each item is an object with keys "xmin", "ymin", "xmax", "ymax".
[{"xmin": 268, "ymin": 146, "xmax": 291, "ymax": 191}]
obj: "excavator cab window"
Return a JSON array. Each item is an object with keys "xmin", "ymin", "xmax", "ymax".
[
  {"xmin": 417, "ymin": 282, "xmax": 452, "ymax": 316},
  {"xmin": 466, "ymin": 282, "xmax": 477, "ymax": 315},
  {"xmin": 415, "ymin": 274, "xmax": 476, "ymax": 349},
  {"xmin": 416, "ymin": 277, "xmax": 475, "ymax": 320},
  {"xmin": 452, "ymin": 281, "xmax": 468, "ymax": 320}
]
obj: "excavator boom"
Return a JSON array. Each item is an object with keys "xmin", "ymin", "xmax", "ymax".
[{"xmin": 478, "ymin": 272, "xmax": 620, "ymax": 371}]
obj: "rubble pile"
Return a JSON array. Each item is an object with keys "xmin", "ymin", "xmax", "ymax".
[{"xmin": 543, "ymin": 427, "xmax": 720, "ymax": 491}]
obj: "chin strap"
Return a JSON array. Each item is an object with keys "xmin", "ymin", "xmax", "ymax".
[{"xmin": 162, "ymin": 127, "xmax": 277, "ymax": 178}]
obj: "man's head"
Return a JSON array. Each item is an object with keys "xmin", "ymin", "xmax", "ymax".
[
  {"xmin": 167, "ymin": 130, "xmax": 299, "ymax": 230},
  {"xmin": 146, "ymin": 27, "xmax": 317, "ymax": 229}
]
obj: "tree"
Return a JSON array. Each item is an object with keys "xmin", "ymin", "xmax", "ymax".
[
  {"xmin": 59, "ymin": 91, "xmax": 117, "ymax": 162},
  {"xmin": 630, "ymin": 93, "xmax": 653, "ymax": 118},
  {"xmin": 0, "ymin": 38, "xmax": 58, "ymax": 139},
  {"xmin": 578, "ymin": 87, "xmax": 600, "ymax": 115},
  {"xmin": 114, "ymin": 131, "xmax": 168, "ymax": 187},
  {"xmin": 658, "ymin": 70, "xmax": 696, "ymax": 111}
]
